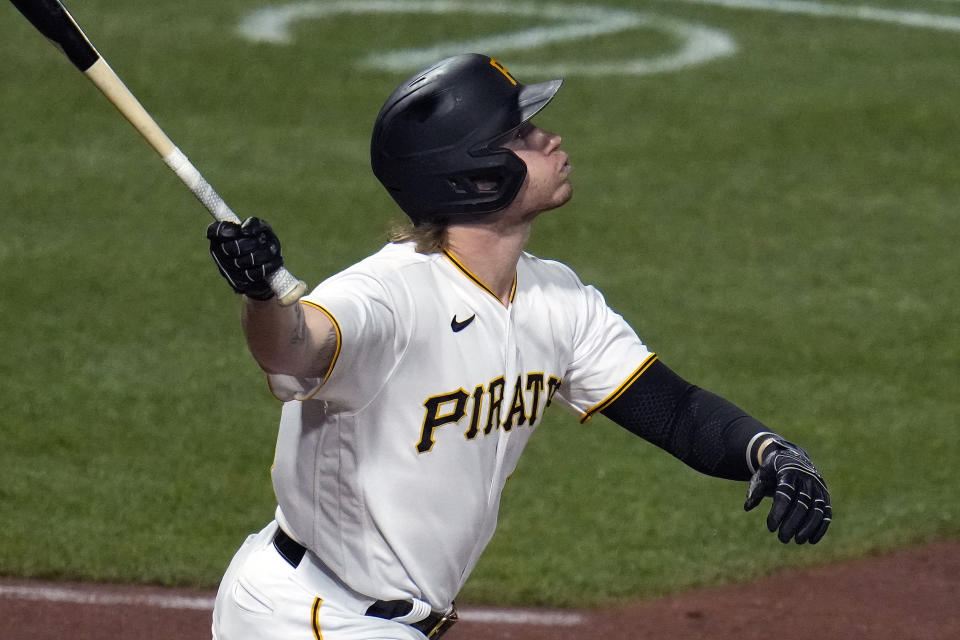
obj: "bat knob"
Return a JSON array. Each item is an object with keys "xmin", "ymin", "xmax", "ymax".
[{"xmin": 272, "ymin": 269, "xmax": 308, "ymax": 306}]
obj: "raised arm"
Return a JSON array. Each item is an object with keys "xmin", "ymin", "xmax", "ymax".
[{"xmin": 207, "ymin": 217, "xmax": 337, "ymax": 378}]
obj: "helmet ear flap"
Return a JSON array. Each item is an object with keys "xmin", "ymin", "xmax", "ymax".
[
  {"xmin": 443, "ymin": 149, "xmax": 527, "ymax": 213},
  {"xmin": 490, "ymin": 149, "xmax": 528, "ymax": 207}
]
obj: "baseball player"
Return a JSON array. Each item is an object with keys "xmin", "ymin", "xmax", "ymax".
[{"xmin": 207, "ymin": 54, "xmax": 831, "ymax": 640}]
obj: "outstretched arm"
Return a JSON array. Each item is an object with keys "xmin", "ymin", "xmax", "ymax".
[
  {"xmin": 601, "ymin": 359, "xmax": 831, "ymax": 544},
  {"xmin": 207, "ymin": 218, "xmax": 337, "ymax": 378}
]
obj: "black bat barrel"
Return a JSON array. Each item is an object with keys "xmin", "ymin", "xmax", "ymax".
[{"xmin": 10, "ymin": 0, "xmax": 100, "ymax": 71}]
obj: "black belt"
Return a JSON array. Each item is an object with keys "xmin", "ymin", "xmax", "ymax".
[{"xmin": 272, "ymin": 528, "xmax": 458, "ymax": 639}]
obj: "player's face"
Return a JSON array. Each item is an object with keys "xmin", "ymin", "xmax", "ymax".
[{"xmin": 501, "ymin": 123, "xmax": 572, "ymax": 217}]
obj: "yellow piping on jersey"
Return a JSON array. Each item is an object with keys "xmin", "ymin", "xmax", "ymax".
[
  {"xmin": 579, "ymin": 353, "xmax": 658, "ymax": 424},
  {"xmin": 273, "ymin": 300, "xmax": 343, "ymax": 402},
  {"xmin": 312, "ymin": 597, "xmax": 324, "ymax": 639},
  {"xmin": 443, "ymin": 249, "xmax": 517, "ymax": 303}
]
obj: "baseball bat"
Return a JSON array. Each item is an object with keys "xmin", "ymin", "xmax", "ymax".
[{"xmin": 8, "ymin": 0, "xmax": 308, "ymax": 306}]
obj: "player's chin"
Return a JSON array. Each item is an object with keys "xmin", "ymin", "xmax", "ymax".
[
  {"xmin": 551, "ymin": 181, "xmax": 573, "ymax": 209},
  {"xmin": 534, "ymin": 187, "xmax": 572, "ymax": 217},
  {"xmin": 525, "ymin": 180, "xmax": 572, "ymax": 219}
]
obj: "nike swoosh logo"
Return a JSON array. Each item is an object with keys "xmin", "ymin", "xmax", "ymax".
[{"xmin": 450, "ymin": 314, "xmax": 476, "ymax": 332}]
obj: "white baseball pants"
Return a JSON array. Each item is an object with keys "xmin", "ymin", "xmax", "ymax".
[{"xmin": 211, "ymin": 521, "xmax": 426, "ymax": 640}]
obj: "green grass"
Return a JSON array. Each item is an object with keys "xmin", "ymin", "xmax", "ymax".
[{"xmin": 1, "ymin": 0, "xmax": 958, "ymax": 607}]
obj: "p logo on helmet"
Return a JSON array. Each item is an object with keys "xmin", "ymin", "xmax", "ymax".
[{"xmin": 488, "ymin": 58, "xmax": 517, "ymax": 86}]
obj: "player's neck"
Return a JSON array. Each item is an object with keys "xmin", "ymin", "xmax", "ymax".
[{"xmin": 445, "ymin": 217, "xmax": 531, "ymax": 306}]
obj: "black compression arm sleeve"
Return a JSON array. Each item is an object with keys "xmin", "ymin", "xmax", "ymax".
[{"xmin": 600, "ymin": 360, "xmax": 772, "ymax": 480}]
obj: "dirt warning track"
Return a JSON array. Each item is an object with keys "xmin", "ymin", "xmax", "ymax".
[{"xmin": 2, "ymin": 541, "xmax": 958, "ymax": 640}]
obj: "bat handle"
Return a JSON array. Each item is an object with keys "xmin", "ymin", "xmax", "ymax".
[
  {"xmin": 164, "ymin": 147, "xmax": 308, "ymax": 306},
  {"xmin": 268, "ymin": 266, "xmax": 309, "ymax": 306}
]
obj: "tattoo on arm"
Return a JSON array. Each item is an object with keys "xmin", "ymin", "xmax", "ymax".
[
  {"xmin": 313, "ymin": 324, "xmax": 338, "ymax": 375},
  {"xmin": 290, "ymin": 303, "xmax": 306, "ymax": 346}
]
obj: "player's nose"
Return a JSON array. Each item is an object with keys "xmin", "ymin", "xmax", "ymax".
[{"xmin": 535, "ymin": 127, "xmax": 562, "ymax": 153}]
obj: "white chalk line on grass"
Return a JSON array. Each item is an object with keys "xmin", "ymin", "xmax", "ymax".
[
  {"xmin": 0, "ymin": 583, "xmax": 585, "ymax": 626},
  {"xmin": 675, "ymin": 0, "xmax": 960, "ymax": 33},
  {"xmin": 235, "ymin": 0, "xmax": 960, "ymax": 76},
  {"xmin": 237, "ymin": 0, "xmax": 737, "ymax": 77}
]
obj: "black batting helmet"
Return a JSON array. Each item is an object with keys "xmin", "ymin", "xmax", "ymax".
[{"xmin": 370, "ymin": 54, "xmax": 562, "ymax": 224}]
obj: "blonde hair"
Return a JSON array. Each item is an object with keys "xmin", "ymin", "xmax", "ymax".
[{"xmin": 389, "ymin": 220, "xmax": 448, "ymax": 254}]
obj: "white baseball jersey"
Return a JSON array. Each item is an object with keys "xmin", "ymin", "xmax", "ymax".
[{"xmin": 267, "ymin": 241, "xmax": 654, "ymax": 610}]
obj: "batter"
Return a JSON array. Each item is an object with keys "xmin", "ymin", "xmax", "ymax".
[{"xmin": 207, "ymin": 54, "xmax": 831, "ymax": 640}]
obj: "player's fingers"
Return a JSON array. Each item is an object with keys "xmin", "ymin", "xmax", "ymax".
[
  {"xmin": 206, "ymin": 220, "xmax": 242, "ymax": 240},
  {"xmin": 240, "ymin": 217, "xmax": 278, "ymax": 242},
  {"xmin": 240, "ymin": 216, "xmax": 267, "ymax": 232},
  {"xmin": 239, "ymin": 257, "xmax": 283, "ymax": 283},
  {"xmin": 744, "ymin": 462, "xmax": 778, "ymax": 512},
  {"xmin": 808, "ymin": 503, "xmax": 833, "ymax": 544},
  {"xmin": 744, "ymin": 475, "xmax": 767, "ymax": 512},
  {"xmin": 215, "ymin": 236, "xmax": 263, "ymax": 258},
  {"xmin": 777, "ymin": 491, "xmax": 811, "ymax": 543},
  {"xmin": 794, "ymin": 496, "xmax": 825, "ymax": 544},
  {"xmin": 766, "ymin": 475, "xmax": 796, "ymax": 533},
  {"xmin": 795, "ymin": 479, "xmax": 830, "ymax": 543},
  {"xmin": 231, "ymin": 245, "xmax": 279, "ymax": 268}
]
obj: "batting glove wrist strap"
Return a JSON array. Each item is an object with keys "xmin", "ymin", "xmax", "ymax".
[
  {"xmin": 207, "ymin": 217, "xmax": 283, "ymax": 301},
  {"xmin": 743, "ymin": 436, "xmax": 832, "ymax": 545}
]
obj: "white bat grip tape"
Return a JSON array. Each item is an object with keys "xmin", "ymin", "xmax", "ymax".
[
  {"xmin": 163, "ymin": 147, "xmax": 307, "ymax": 306},
  {"xmin": 163, "ymin": 147, "xmax": 239, "ymax": 223}
]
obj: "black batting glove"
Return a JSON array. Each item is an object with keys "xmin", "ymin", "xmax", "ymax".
[
  {"xmin": 744, "ymin": 437, "xmax": 832, "ymax": 544},
  {"xmin": 206, "ymin": 217, "xmax": 283, "ymax": 301}
]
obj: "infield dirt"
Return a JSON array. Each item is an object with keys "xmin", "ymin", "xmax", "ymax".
[{"xmin": 2, "ymin": 540, "xmax": 957, "ymax": 639}]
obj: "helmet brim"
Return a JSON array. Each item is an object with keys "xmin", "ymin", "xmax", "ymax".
[{"xmin": 518, "ymin": 78, "xmax": 563, "ymax": 122}]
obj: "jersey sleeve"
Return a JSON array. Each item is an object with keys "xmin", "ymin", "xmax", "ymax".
[
  {"xmin": 554, "ymin": 274, "xmax": 656, "ymax": 423},
  {"xmin": 267, "ymin": 271, "xmax": 399, "ymax": 407}
]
